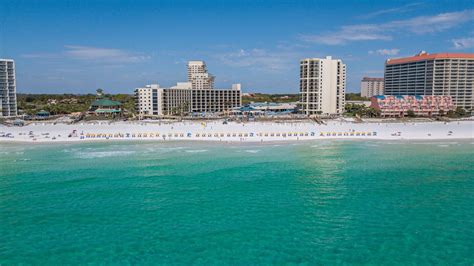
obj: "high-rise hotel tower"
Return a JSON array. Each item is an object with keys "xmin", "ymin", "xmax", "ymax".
[
  {"xmin": 188, "ymin": 61, "xmax": 215, "ymax": 90},
  {"xmin": 299, "ymin": 56, "xmax": 346, "ymax": 115},
  {"xmin": 0, "ymin": 59, "xmax": 17, "ymax": 117},
  {"xmin": 385, "ymin": 51, "xmax": 474, "ymax": 111}
]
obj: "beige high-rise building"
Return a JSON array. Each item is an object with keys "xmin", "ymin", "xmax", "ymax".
[
  {"xmin": 188, "ymin": 61, "xmax": 215, "ymax": 90},
  {"xmin": 385, "ymin": 51, "xmax": 474, "ymax": 111},
  {"xmin": 299, "ymin": 56, "xmax": 346, "ymax": 115},
  {"xmin": 0, "ymin": 59, "xmax": 17, "ymax": 117},
  {"xmin": 361, "ymin": 77, "xmax": 384, "ymax": 97}
]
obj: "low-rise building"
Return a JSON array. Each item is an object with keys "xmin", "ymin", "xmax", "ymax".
[
  {"xmin": 231, "ymin": 102, "xmax": 297, "ymax": 116},
  {"xmin": 88, "ymin": 90, "xmax": 122, "ymax": 116},
  {"xmin": 360, "ymin": 77, "xmax": 384, "ymax": 97},
  {"xmin": 370, "ymin": 95, "xmax": 454, "ymax": 117}
]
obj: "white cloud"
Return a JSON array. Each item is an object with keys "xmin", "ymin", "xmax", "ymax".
[
  {"xmin": 359, "ymin": 2, "xmax": 424, "ymax": 19},
  {"xmin": 300, "ymin": 24, "xmax": 392, "ymax": 45},
  {"xmin": 451, "ymin": 37, "xmax": 474, "ymax": 49},
  {"xmin": 301, "ymin": 10, "xmax": 474, "ymax": 45},
  {"xmin": 22, "ymin": 45, "xmax": 150, "ymax": 63},
  {"xmin": 215, "ymin": 48, "xmax": 299, "ymax": 72},
  {"xmin": 369, "ymin": 48, "xmax": 400, "ymax": 56},
  {"xmin": 64, "ymin": 45, "xmax": 150, "ymax": 63}
]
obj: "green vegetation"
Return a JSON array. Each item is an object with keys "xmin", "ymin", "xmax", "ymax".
[
  {"xmin": 447, "ymin": 107, "xmax": 468, "ymax": 118},
  {"xmin": 344, "ymin": 103, "xmax": 380, "ymax": 117},
  {"xmin": 242, "ymin": 93, "xmax": 299, "ymax": 104},
  {"xmin": 407, "ymin": 109, "xmax": 416, "ymax": 117},
  {"xmin": 17, "ymin": 93, "xmax": 136, "ymax": 116},
  {"xmin": 345, "ymin": 93, "xmax": 370, "ymax": 101}
]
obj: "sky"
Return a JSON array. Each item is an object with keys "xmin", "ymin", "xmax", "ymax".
[{"xmin": 0, "ymin": 0, "xmax": 473, "ymax": 94}]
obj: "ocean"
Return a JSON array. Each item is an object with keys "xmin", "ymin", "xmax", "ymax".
[{"xmin": 1, "ymin": 140, "xmax": 473, "ymax": 264}]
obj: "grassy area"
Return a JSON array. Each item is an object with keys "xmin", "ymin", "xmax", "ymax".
[
  {"xmin": 242, "ymin": 92, "xmax": 370, "ymax": 105},
  {"xmin": 242, "ymin": 93, "xmax": 299, "ymax": 104},
  {"xmin": 17, "ymin": 93, "xmax": 136, "ymax": 115},
  {"xmin": 345, "ymin": 93, "xmax": 370, "ymax": 101}
]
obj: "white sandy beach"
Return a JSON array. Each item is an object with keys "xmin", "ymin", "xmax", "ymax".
[{"xmin": 0, "ymin": 120, "xmax": 472, "ymax": 143}]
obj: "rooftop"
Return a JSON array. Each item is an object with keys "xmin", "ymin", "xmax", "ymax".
[
  {"xmin": 362, "ymin": 77, "xmax": 384, "ymax": 81},
  {"xmin": 386, "ymin": 52, "xmax": 474, "ymax": 65},
  {"xmin": 91, "ymin": 99, "xmax": 122, "ymax": 107}
]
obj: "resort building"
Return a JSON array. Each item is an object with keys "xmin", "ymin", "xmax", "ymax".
[
  {"xmin": 0, "ymin": 59, "xmax": 17, "ymax": 117},
  {"xmin": 299, "ymin": 56, "xmax": 346, "ymax": 116},
  {"xmin": 135, "ymin": 61, "xmax": 241, "ymax": 117},
  {"xmin": 384, "ymin": 51, "xmax": 474, "ymax": 111},
  {"xmin": 361, "ymin": 77, "xmax": 384, "ymax": 97},
  {"xmin": 370, "ymin": 95, "xmax": 454, "ymax": 117}
]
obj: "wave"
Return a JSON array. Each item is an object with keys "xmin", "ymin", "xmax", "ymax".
[
  {"xmin": 75, "ymin": 150, "xmax": 136, "ymax": 159},
  {"xmin": 184, "ymin": 149, "xmax": 208, "ymax": 153},
  {"xmin": 244, "ymin": 150, "xmax": 260, "ymax": 153}
]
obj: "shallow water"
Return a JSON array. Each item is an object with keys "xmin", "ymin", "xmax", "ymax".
[{"xmin": 1, "ymin": 140, "xmax": 473, "ymax": 264}]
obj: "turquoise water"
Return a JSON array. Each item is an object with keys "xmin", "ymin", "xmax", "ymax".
[{"xmin": 1, "ymin": 140, "xmax": 473, "ymax": 265}]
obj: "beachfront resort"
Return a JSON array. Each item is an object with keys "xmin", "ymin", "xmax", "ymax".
[{"xmin": 1, "ymin": 52, "xmax": 474, "ymax": 143}]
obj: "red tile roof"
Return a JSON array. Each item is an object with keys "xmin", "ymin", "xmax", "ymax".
[{"xmin": 386, "ymin": 53, "xmax": 474, "ymax": 65}]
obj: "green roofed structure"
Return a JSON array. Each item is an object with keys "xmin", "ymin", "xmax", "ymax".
[{"xmin": 88, "ymin": 89, "xmax": 123, "ymax": 117}]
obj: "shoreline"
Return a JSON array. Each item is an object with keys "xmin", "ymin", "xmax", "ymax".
[{"xmin": 1, "ymin": 120, "xmax": 472, "ymax": 144}]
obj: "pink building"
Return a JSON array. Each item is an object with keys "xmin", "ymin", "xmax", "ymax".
[{"xmin": 370, "ymin": 95, "xmax": 454, "ymax": 117}]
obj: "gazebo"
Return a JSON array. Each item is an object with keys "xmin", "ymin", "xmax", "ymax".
[{"xmin": 36, "ymin": 110, "xmax": 50, "ymax": 119}]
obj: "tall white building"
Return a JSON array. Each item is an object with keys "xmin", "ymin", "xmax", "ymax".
[
  {"xmin": 188, "ymin": 61, "xmax": 214, "ymax": 90},
  {"xmin": 0, "ymin": 59, "xmax": 17, "ymax": 117},
  {"xmin": 360, "ymin": 77, "xmax": 384, "ymax": 97},
  {"xmin": 299, "ymin": 56, "xmax": 346, "ymax": 115}
]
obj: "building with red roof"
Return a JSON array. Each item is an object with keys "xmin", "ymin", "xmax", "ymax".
[{"xmin": 384, "ymin": 51, "xmax": 474, "ymax": 111}]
